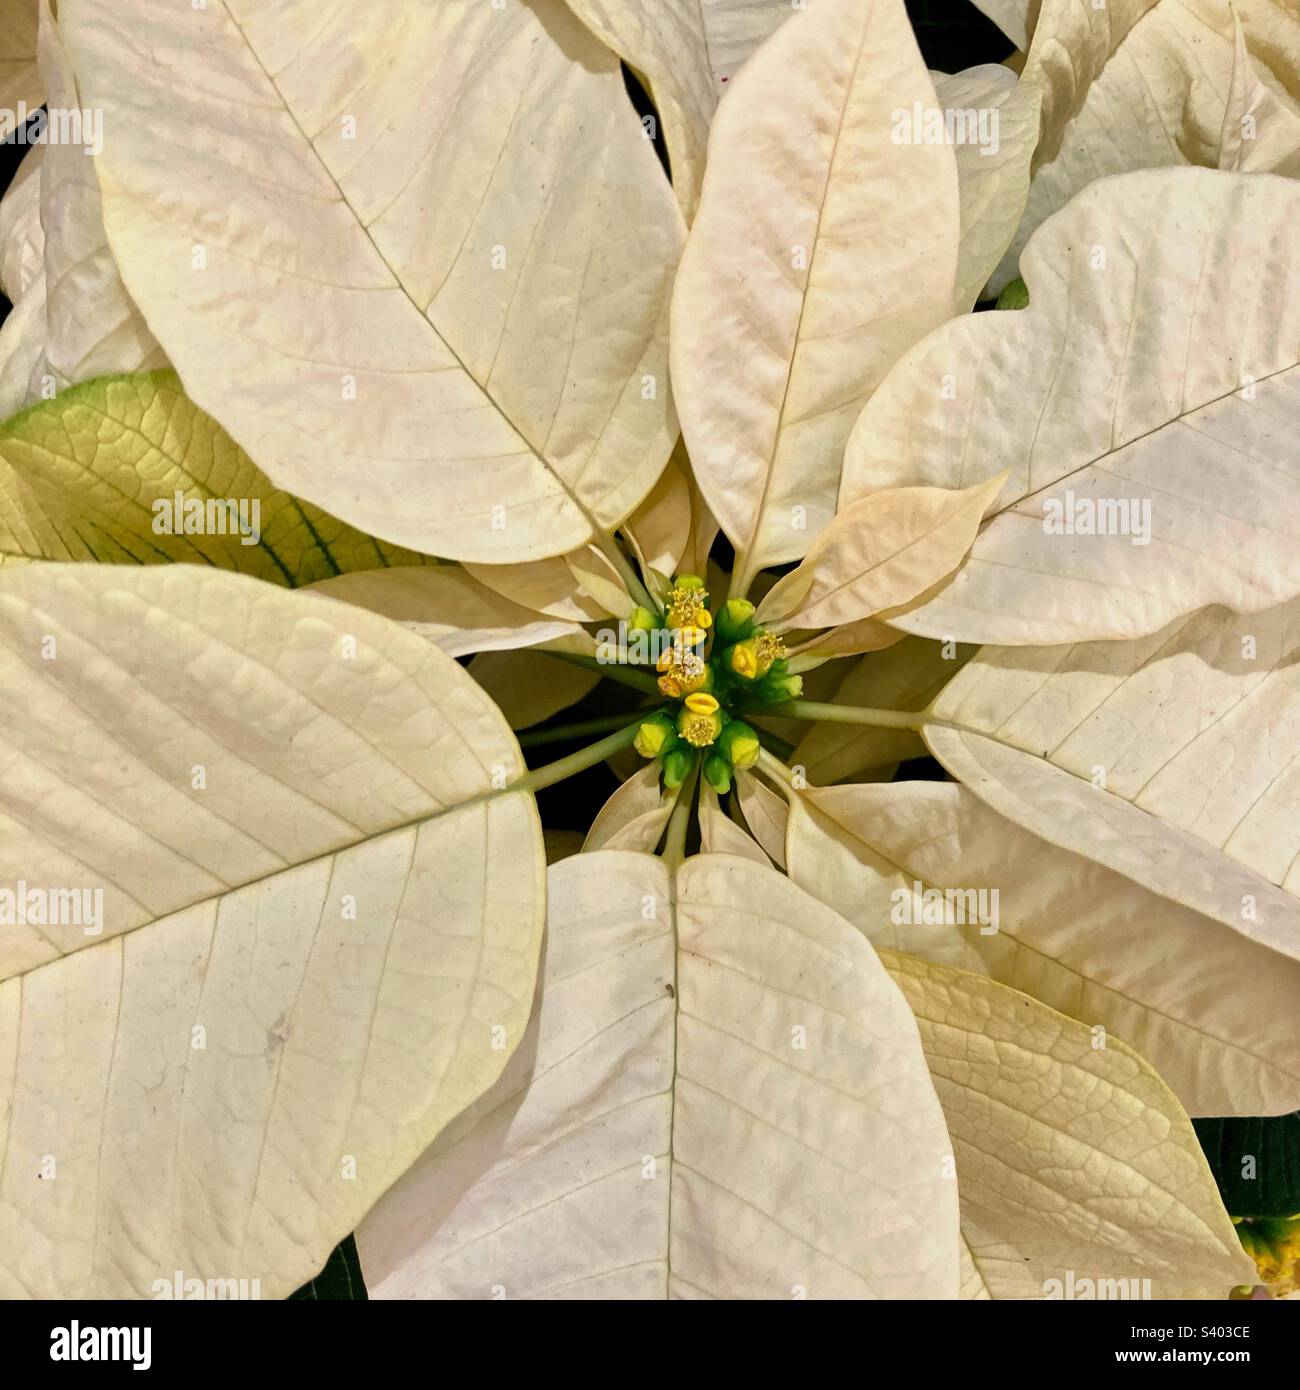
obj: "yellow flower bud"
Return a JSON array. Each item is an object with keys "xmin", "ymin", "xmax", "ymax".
[
  {"xmin": 717, "ymin": 721, "xmax": 760, "ymax": 769},
  {"xmin": 729, "ymin": 640, "xmax": 759, "ymax": 680},
  {"xmin": 656, "ymin": 634, "xmax": 707, "ymax": 699},
  {"xmin": 633, "ymin": 714, "xmax": 674, "ymax": 759},
  {"xmin": 666, "ymin": 583, "xmax": 710, "ymax": 632},
  {"xmin": 677, "ymin": 704, "xmax": 722, "ymax": 748},
  {"xmin": 684, "ymin": 692, "xmax": 719, "ymax": 716}
]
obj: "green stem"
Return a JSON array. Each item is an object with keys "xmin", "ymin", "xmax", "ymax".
[
  {"xmin": 518, "ymin": 710, "xmax": 656, "ymax": 749},
  {"xmin": 546, "ymin": 649, "xmax": 661, "ymax": 695},
  {"xmin": 515, "ymin": 721, "xmax": 643, "ymax": 794},
  {"xmin": 661, "ymin": 756, "xmax": 699, "ymax": 870},
  {"xmin": 595, "ymin": 529, "xmax": 659, "ymax": 615},
  {"xmin": 756, "ymin": 699, "xmax": 925, "ymax": 731},
  {"xmin": 725, "ymin": 549, "xmax": 759, "ymax": 608}
]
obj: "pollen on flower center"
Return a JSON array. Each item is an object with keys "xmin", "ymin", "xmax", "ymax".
[
  {"xmin": 679, "ymin": 712, "xmax": 719, "ymax": 746},
  {"xmin": 755, "ymin": 632, "xmax": 786, "ymax": 669},
  {"xmin": 666, "ymin": 584, "xmax": 712, "ymax": 631},
  {"xmin": 655, "ymin": 639, "xmax": 707, "ymax": 698}
]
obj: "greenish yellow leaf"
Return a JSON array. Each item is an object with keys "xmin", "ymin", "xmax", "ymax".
[
  {"xmin": 0, "ymin": 373, "xmax": 435, "ymax": 586},
  {"xmin": 884, "ymin": 950, "xmax": 1257, "ymax": 1299}
]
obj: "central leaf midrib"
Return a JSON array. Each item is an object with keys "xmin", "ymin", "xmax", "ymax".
[{"xmin": 219, "ymin": 1, "xmax": 619, "ymax": 548}]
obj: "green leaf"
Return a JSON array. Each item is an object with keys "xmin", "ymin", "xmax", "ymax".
[
  {"xmin": 0, "ymin": 371, "xmax": 437, "ymax": 582},
  {"xmin": 994, "ymin": 275, "xmax": 1028, "ymax": 309},
  {"xmin": 1195, "ymin": 1114, "xmax": 1300, "ymax": 1219},
  {"xmin": 290, "ymin": 1237, "xmax": 369, "ymax": 1302}
]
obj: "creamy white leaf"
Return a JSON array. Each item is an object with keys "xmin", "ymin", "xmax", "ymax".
[
  {"xmin": 756, "ymin": 475, "xmax": 1005, "ymax": 635},
  {"xmin": 357, "ymin": 851, "xmax": 960, "ymax": 1299},
  {"xmin": 0, "ymin": 0, "xmax": 40, "ymax": 111},
  {"xmin": 583, "ymin": 763, "xmax": 676, "ymax": 852},
  {"xmin": 698, "ymin": 783, "xmax": 770, "ymax": 864},
  {"xmin": 932, "ymin": 66, "xmax": 1041, "ymax": 308},
  {"xmin": 670, "ymin": 0, "xmax": 960, "ymax": 591},
  {"xmin": 0, "ymin": 564, "xmax": 545, "ymax": 1297},
  {"xmin": 467, "ymin": 649, "xmax": 600, "ymax": 731},
  {"xmin": 844, "ymin": 168, "xmax": 1300, "ymax": 644},
  {"xmin": 786, "ymin": 779, "xmax": 1300, "ymax": 1116},
  {"xmin": 60, "ymin": 0, "xmax": 684, "ymax": 563},
  {"xmin": 309, "ymin": 567, "xmax": 582, "ymax": 658},
  {"xmin": 924, "ymin": 597, "xmax": 1300, "ymax": 952}
]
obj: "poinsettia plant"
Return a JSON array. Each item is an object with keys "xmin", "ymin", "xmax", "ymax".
[{"xmin": 0, "ymin": 0, "xmax": 1298, "ymax": 1302}]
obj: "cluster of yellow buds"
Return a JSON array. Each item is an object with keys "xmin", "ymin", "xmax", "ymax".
[
  {"xmin": 631, "ymin": 573, "xmax": 772, "ymax": 791},
  {"xmin": 656, "ymin": 576, "xmax": 712, "ymax": 699},
  {"xmin": 714, "ymin": 603, "xmax": 801, "ymax": 704},
  {"xmin": 628, "ymin": 566, "xmax": 805, "ymax": 791}
]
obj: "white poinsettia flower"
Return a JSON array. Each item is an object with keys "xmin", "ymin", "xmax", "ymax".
[{"xmin": 0, "ymin": 0, "xmax": 1296, "ymax": 1302}]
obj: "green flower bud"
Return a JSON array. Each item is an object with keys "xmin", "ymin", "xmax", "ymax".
[
  {"xmin": 673, "ymin": 573, "xmax": 705, "ymax": 590},
  {"xmin": 718, "ymin": 721, "xmax": 760, "ymax": 770},
  {"xmin": 627, "ymin": 605, "xmax": 658, "ymax": 632},
  {"xmin": 703, "ymin": 753, "xmax": 733, "ymax": 795},
  {"xmin": 757, "ymin": 671, "xmax": 803, "ymax": 703},
  {"xmin": 633, "ymin": 711, "xmax": 675, "ymax": 759},
  {"xmin": 714, "ymin": 597, "xmax": 756, "ymax": 643},
  {"xmin": 661, "ymin": 746, "xmax": 694, "ymax": 789}
]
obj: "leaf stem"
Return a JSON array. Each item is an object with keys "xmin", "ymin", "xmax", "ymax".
[
  {"xmin": 661, "ymin": 756, "xmax": 699, "ymax": 870},
  {"xmin": 755, "ymin": 747, "xmax": 797, "ymax": 791},
  {"xmin": 518, "ymin": 709, "xmax": 659, "ymax": 749},
  {"xmin": 725, "ymin": 549, "xmax": 759, "ymax": 608},
  {"xmin": 546, "ymin": 649, "xmax": 662, "ymax": 694},
  {"xmin": 755, "ymin": 699, "xmax": 925, "ymax": 731},
  {"xmin": 515, "ymin": 720, "xmax": 643, "ymax": 794},
  {"xmin": 595, "ymin": 528, "xmax": 659, "ymax": 615}
]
